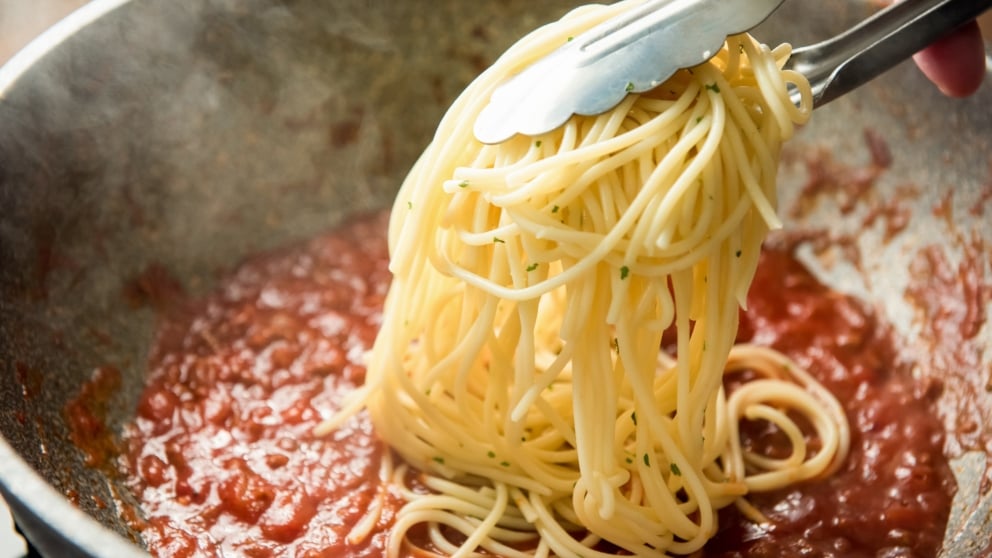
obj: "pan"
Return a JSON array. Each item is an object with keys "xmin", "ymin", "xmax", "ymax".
[{"xmin": 0, "ymin": 0, "xmax": 990, "ymax": 556}]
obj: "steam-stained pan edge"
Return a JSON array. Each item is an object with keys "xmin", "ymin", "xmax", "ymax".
[{"xmin": 0, "ymin": 0, "xmax": 149, "ymax": 555}]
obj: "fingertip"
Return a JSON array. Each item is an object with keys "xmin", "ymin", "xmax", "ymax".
[{"xmin": 912, "ymin": 21, "xmax": 986, "ymax": 98}]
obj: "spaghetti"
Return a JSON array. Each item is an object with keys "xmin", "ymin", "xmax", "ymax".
[{"xmin": 317, "ymin": 1, "xmax": 849, "ymax": 556}]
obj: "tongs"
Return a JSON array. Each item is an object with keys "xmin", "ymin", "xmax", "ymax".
[{"xmin": 474, "ymin": 0, "xmax": 991, "ymax": 144}]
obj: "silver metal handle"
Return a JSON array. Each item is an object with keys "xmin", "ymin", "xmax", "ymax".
[{"xmin": 788, "ymin": 0, "xmax": 992, "ymax": 107}]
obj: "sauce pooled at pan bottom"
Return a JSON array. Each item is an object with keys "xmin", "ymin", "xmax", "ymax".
[{"xmin": 118, "ymin": 212, "xmax": 954, "ymax": 558}]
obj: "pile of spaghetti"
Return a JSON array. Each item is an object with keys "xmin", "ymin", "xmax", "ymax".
[{"xmin": 318, "ymin": 1, "xmax": 850, "ymax": 556}]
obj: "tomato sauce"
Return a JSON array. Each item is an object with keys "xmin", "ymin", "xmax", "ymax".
[
  {"xmin": 120, "ymin": 212, "xmax": 953, "ymax": 557},
  {"xmin": 709, "ymin": 245, "xmax": 953, "ymax": 557},
  {"xmin": 123, "ymin": 213, "xmax": 400, "ymax": 557}
]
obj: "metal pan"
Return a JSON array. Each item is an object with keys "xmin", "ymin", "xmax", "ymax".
[{"xmin": 0, "ymin": 0, "xmax": 989, "ymax": 555}]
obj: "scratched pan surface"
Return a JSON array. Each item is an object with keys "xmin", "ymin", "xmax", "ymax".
[{"xmin": 0, "ymin": 0, "xmax": 989, "ymax": 556}]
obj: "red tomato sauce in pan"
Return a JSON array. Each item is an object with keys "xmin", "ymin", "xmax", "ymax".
[{"xmin": 120, "ymin": 212, "xmax": 953, "ymax": 557}]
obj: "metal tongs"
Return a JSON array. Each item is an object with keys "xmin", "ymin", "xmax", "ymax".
[{"xmin": 474, "ymin": 0, "xmax": 991, "ymax": 144}]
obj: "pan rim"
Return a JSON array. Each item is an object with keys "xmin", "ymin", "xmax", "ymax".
[
  {"xmin": 0, "ymin": 0, "xmax": 133, "ymax": 97},
  {"xmin": 0, "ymin": 3, "xmax": 148, "ymax": 555},
  {"xmin": 0, "ymin": 440, "xmax": 146, "ymax": 557}
]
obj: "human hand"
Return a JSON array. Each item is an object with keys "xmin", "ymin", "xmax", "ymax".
[{"xmin": 912, "ymin": 20, "xmax": 986, "ymax": 97}]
